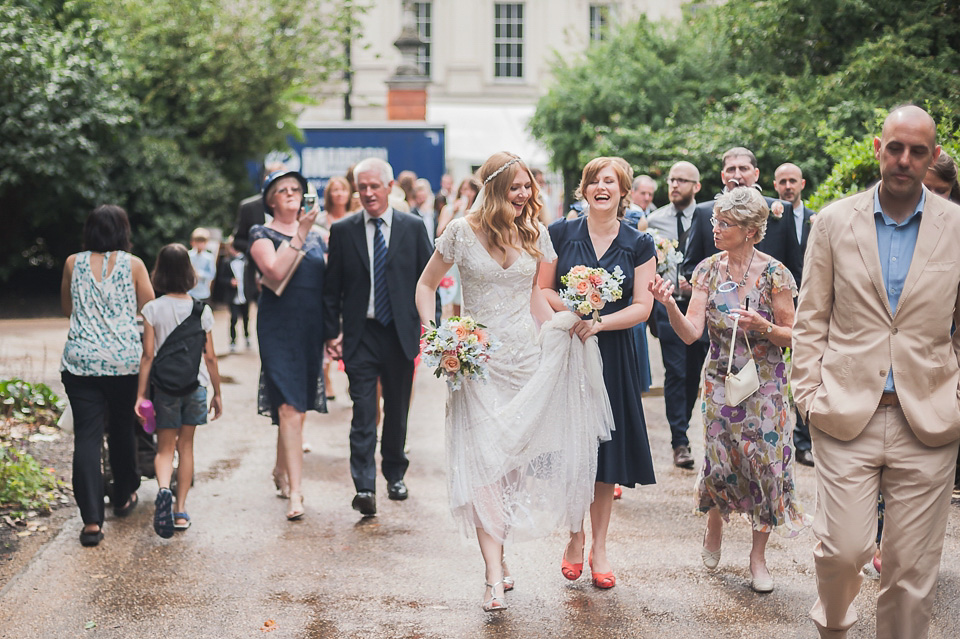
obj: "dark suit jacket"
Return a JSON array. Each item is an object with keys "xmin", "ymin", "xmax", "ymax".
[
  {"xmin": 323, "ymin": 209, "xmax": 433, "ymax": 362},
  {"xmin": 799, "ymin": 204, "xmax": 816, "ymax": 259},
  {"xmin": 233, "ymin": 193, "xmax": 265, "ymax": 297},
  {"xmin": 681, "ymin": 194, "xmax": 802, "ymax": 285}
]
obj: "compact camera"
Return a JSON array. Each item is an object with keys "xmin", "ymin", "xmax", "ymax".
[{"xmin": 303, "ymin": 193, "xmax": 317, "ymax": 211}]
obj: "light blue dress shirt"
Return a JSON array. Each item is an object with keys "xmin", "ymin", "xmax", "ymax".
[{"xmin": 873, "ymin": 188, "xmax": 926, "ymax": 392}]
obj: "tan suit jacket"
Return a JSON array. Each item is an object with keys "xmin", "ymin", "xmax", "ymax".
[{"xmin": 793, "ymin": 185, "xmax": 960, "ymax": 447}]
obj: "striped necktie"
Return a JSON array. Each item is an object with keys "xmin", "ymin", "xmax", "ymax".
[{"xmin": 372, "ymin": 218, "xmax": 392, "ymax": 325}]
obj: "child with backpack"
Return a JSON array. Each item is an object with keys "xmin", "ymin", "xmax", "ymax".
[{"xmin": 135, "ymin": 244, "xmax": 222, "ymax": 538}]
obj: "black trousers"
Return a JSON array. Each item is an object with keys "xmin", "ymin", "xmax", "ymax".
[
  {"xmin": 343, "ymin": 320, "xmax": 414, "ymax": 493},
  {"xmin": 61, "ymin": 371, "xmax": 141, "ymax": 526},
  {"xmin": 654, "ymin": 302, "xmax": 709, "ymax": 450},
  {"xmin": 229, "ymin": 301, "xmax": 250, "ymax": 342},
  {"xmin": 794, "ymin": 408, "xmax": 812, "ymax": 452}
]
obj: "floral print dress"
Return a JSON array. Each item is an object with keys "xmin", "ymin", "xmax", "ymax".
[{"xmin": 692, "ymin": 254, "xmax": 809, "ymax": 536}]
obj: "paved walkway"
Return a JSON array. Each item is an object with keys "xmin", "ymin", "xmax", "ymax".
[{"xmin": 1, "ymin": 312, "xmax": 958, "ymax": 638}]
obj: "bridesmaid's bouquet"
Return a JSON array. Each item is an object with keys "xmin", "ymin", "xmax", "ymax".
[
  {"xmin": 559, "ymin": 265, "xmax": 624, "ymax": 322},
  {"xmin": 645, "ymin": 229, "xmax": 683, "ymax": 276},
  {"xmin": 421, "ymin": 316, "xmax": 500, "ymax": 390}
]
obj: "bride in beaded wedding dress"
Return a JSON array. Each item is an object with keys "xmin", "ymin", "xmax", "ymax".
[{"xmin": 416, "ymin": 152, "xmax": 614, "ymax": 613}]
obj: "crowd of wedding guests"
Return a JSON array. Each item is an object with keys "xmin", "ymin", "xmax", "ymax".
[{"xmin": 57, "ymin": 104, "xmax": 960, "ymax": 637}]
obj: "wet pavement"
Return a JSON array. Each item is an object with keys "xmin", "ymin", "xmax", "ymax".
[{"xmin": 1, "ymin": 312, "xmax": 959, "ymax": 638}]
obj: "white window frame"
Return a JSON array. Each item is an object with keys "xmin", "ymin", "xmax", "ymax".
[
  {"xmin": 493, "ymin": 2, "xmax": 525, "ymax": 80},
  {"xmin": 413, "ymin": 1, "xmax": 432, "ymax": 77},
  {"xmin": 589, "ymin": 4, "xmax": 613, "ymax": 42}
]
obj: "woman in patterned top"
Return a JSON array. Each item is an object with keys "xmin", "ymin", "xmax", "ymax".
[
  {"xmin": 60, "ymin": 204, "xmax": 155, "ymax": 547},
  {"xmin": 649, "ymin": 187, "xmax": 809, "ymax": 593}
]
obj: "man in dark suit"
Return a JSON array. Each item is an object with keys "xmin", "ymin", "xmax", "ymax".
[
  {"xmin": 681, "ymin": 147, "xmax": 802, "ymax": 284},
  {"xmin": 775, "ymin": 162, "xmax": 817, "ymax": 467},
  {"xmin": 233, "ymin": 163, "xmax": 285, "ymax": 299},
  {"xmin": 323, "ymin": 157, "xmax": 434, "ymax": 517},
  {"xmin": 646, "ymin": 161, "xmax": 705, "ymax": 469}
]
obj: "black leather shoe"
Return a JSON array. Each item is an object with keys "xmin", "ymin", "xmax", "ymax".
[
  {"xmin": 673, "ymin": 446, "xmax": 695, "ymax": 469},
  {"xmin": 79, "ymin": 528, "xmax": 104, "ymax": 547},
  {"xmin": 352, "ymin": 491, "xmax": 376, "ymax": 516},
  {"xmin": 796, "ymin": 449, "xmax": 815, "ymax": 467},
  {"xmin": 387, "ymin": 480, "xmax": 408, "ymax": 501},
  {"xmin": 113, "ymin": 492, "xmax": 138, "ymax": 517}
]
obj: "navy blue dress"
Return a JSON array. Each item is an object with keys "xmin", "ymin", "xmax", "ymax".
[
  {"xmin": 548, "ymin": 217, "xmax": 657, "ymax": 487},
  {"xmin": 249, "ymin": 225, "xmax": 327, "ymax": 424}
]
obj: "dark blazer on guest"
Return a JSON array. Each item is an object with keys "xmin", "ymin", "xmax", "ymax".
[
  {"xmin": 323, "ymin": 209, "xmax": 434, "ymax": 363},
  {"xmin": 233, "ymin": 193, "xmax": 265, "ymax": 298},
  {"xmin": 681, "ymin": 194, "xmax": 802, "ymax": 285},
  {"xmin": 799, "ymin": 203, "xmax": 817, "ymax": 259}
]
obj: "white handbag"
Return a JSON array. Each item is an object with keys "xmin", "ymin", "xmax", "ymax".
[{"xmin": 724, "ymin": 313, "xmax": 760, "ymax": 406}]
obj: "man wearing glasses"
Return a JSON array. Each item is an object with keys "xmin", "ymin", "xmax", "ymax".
[
  {"xmin": 647, "ymin": 161, "xmax": 705, "ymax": 469},
  {"xmin": 681, "ymin": 147, "xmax": 802, "ymax": 285}
]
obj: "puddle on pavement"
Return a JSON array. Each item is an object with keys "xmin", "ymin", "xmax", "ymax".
[{"xmin": 194, "ymin": 457, "xmax": 241, "ymax": 482}]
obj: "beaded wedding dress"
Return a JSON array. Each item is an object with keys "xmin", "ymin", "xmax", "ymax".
[{"xmin": 436, "ymin": 217, "xmax": 614, "ymax": 543}]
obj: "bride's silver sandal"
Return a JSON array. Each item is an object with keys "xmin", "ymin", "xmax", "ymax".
[
  {"xmin": 482, "ymin": 580, "xmax": 508, "ymax": 612},
  {"xmin": 502, "ymin": 560, "xmax": 514, "ymax": 592}
]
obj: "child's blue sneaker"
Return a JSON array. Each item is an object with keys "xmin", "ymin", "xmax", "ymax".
[{"xmin": 154, "ymin": 488, "xmax": 174, "ymax": 539}]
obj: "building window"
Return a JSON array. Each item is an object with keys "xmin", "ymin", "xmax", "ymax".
[
  {"xmin": 589, "ymin": 4, "xmax": 611, "ymax": 42},
  {"xmin": 494, "ymin": 3, "xmax": 524, "ymax": 79},
  {"xmin": 414, "ymin": 2, "xmax": 432, "ymax": 77}
]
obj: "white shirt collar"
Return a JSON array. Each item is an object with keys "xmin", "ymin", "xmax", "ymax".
[{"xmin": 363, "ymin": 208, "xmax": 394, "ymax": 226}]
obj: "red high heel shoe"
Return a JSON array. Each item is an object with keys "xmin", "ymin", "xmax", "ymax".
[
  {"xmin": 589, "ymin": 550, "xmax": 616, "ymax": 589},
  {"xmin": 561, "ymin": 550, "xmax": 584, "ymax": 580}
]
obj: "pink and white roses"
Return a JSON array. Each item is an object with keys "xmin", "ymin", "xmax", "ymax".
[
  {"xmin": 421, "ymin": 316, "xmax": 500, "ymax": 390},
  {"xmin": 559, "ymin": 265, "xmax": 625, "ymax": 322}
]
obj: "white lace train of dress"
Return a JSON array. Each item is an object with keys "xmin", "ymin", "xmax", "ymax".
[{"xmin": 436, "ymin": 218, "xmax": 614, "ymax": 544}]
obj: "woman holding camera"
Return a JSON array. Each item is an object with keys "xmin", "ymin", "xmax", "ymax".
[{"xmin": 249, "ymin": 170, "xmax": 327, "ymax": 520}]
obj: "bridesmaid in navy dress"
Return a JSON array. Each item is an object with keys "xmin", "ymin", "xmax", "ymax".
[{"xmin": 539, "ymin": 157, "xmax": 657, "ymax": 589}]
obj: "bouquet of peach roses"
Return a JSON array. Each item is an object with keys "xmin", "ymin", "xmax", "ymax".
[
  {"xmin": 559, "ymin": 264, "xmax": 624, "ymax": 322},
  {"xmin": 421, "ymin": 316, "xmax": 500, "ymax": 390}
]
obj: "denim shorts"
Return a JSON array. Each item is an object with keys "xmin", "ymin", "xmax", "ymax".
[{"xmin": 153, "ymin": 386, "xmax": 208, "ymax": 429}]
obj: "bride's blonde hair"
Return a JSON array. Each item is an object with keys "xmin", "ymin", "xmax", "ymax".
[{"xmin": 473, "ymin": 151, "xmax": 543, "ymax": 259}]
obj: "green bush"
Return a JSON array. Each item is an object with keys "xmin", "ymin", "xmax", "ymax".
[
  {"xmin": 0, "ymin": 444, "xmax": 62, "ymax": 514},
  {"xmin": 0, "ymin": 378, "xmax": 65, "ymax": 424}
]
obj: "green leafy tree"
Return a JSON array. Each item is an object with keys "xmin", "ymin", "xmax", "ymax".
[
  {"xmin": 531, "ymin": 0, "xmax": 960, "ymax": 207},
  {"xmin": 0, "ymin": 1, "xmax": 136, "ymax": 281},
  {"xmin": 0, "ymin": 0, "xmax": 364, "ymax": 287}
]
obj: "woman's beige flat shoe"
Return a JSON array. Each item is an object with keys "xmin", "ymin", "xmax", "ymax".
[
  {"xmin": 701, "ymin": 545, "xmax": 721, "ymax": 570},
  {"xmin": 751, "ymin": 574, "xmax": 774, "ymax": 593},
  {"xmin": 701, "ymin": 527, "xmax": 721, "ymax": 569}
]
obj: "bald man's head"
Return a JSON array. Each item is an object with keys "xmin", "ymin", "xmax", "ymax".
[
  {"xmin": 774, "ymin": 163, "xmax": 805, "ymax": 207},
  {"xmin": 875, "ymin": 105, "xmax": 941, "ymax": 206},
  {"xmin": 882, "ymin": 105, "xmax": 937, "ymax": 148}
]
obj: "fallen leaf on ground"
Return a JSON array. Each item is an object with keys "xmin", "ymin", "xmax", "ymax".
[{"xmin": 261, "ymin": 619, "xmax": 276, "ymax": 632}]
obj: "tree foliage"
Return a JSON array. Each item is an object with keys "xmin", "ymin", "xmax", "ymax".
[
  {"xmin": 530, "ymin": 0, "xmax": 960, "ymax": 205},
  {"xmin": 0, "ymin": 0, "xmax": 363, "ymax": 287}
]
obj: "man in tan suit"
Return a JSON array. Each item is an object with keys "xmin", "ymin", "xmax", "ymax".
[{"xmin": 794, "ymin": 105, "xmax": 960, "ymax": 638}]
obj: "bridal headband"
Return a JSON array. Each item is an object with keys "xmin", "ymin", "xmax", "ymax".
[
  {"xmin": 469, "ymin": 156, "xmax": 525, "ymax": 213},
  {"xmin": 483, "ymin": 157, "xmax": 521, "ymax": 185}
]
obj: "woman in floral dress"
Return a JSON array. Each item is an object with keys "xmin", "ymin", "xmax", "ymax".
[{"xmin": 649, "ymin": 187, "xmax": 809, "ymax": 593}]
